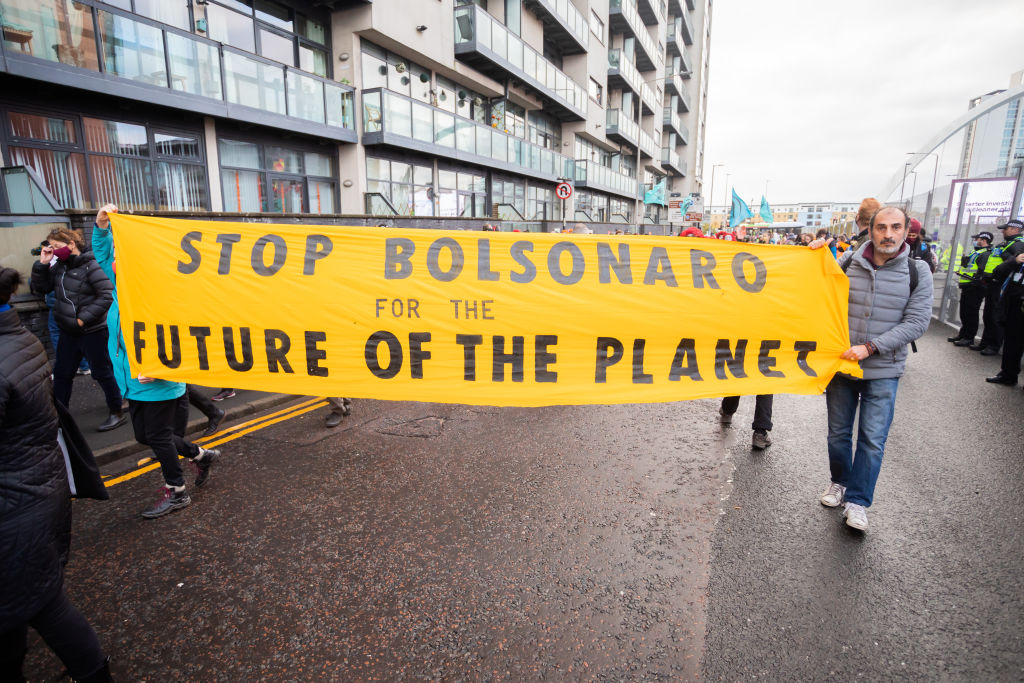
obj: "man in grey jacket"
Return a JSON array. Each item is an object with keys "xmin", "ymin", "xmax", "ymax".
[{"xmin": 810, "ymin": 207, "xmax": 933, "ymax": 531}]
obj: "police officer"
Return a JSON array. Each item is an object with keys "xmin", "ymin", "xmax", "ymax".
[
  {"xmin": 976, "ymin": 219, "xmax": 1024, "ymax": 356},
  {"xmin": 985, "ymin": 219, "xmax": 1024, "ymax": 385},
  {"xmin": 949, "ymin": 231, "xmax": 994, "ymax": 346}
]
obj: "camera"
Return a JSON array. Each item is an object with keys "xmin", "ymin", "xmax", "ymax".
[{"xmin": 30, "ymin": 240, "xmax": 49, "ymax": 256}]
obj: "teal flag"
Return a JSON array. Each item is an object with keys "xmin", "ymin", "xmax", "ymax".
[
  {"xmin": 644, "ymin": 179, "xmax": 667, "ymax": 206},
  {"xmin": 729, "ymin": 189, "xmax": 753, "ymax": 228},
  {"xmin": 759, "ymin": 196, "xmax": 773, "ymax": 224}
]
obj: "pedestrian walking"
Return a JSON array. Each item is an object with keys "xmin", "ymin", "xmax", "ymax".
[
  {"xmin": 187, "ymin": 385, "xmax": 226, "ymax": 437},
  {"xmin": 92, "ymin": 205, "xmax": 220, "ymax": 518},
  {"xmin": 29, "ymin": 228, "xmax": 126, "ymax": 432},
  {"xmin": 847, "ymin": 197, "xmax": 882, "ymax": 251},
  {"xmin": 0, "ymin": 267, "xmax": 111, "ymax": 682},
  {"xmin": 949, "ymin": 231, "xmax": 994, "ymax": 346},
  {"xmin": 810, "ymin": 206, "xmax": 933, "ymax": 531},
  {"xmin": 906, "ymin": 218, "xmax": 936, "ymax": 273},
  {"xmin": 325, "ymin": 397, "xmax": 353, "ymax": 428},
  {"xmin": 719, "ymin": 395, "xmax": 774, "ymax": 449}
]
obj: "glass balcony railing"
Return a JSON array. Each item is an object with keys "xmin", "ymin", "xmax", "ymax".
[
  {"xmin": 362, "ymin": 88, "xmax": 574, "ymax": 181},
  {"xmin": 0, "ymin": 2, "xmax": 355, "ymax": 135},
  {"xmin": 638, "ymin": 127, "xmax": 657, "ymax": 158},
  {"xmin": 663, "ymin": 106, "xmax": 682, "ymax": 134},
  {"xmin": 606, "ymin": 109, "xmax": 639, "ymax": 147},
  {"xmin": 608, "ymin": 49, "xmax": 656, "ymax": 113},
  {"xmin": 454, "ymin": 5, "xmax": 586, "ymax": 118},
  {"xmin": 662, "ymin": 148, "xmax": 683, "ymax": 174},
  {"xmin": 667, "ymin": 16, "xmax": 683, "ymax": 55},
  {"xmin": 680, "ymin": 49, "xmax": 693, "ymax": 77},
  {"xmin": 609, "ymin": 0, "xmax": 658, "ymax": 69},
  {"xmin": 574, "ymin": 159, "xmax": 641, "ymax": 198},
  {"xmin": 525, "ymin": 0, "xmax": 589, "ymax": 52},
  {"xmin": 678, "ymin": 10, "xmax": 695, "ymax": 45}
]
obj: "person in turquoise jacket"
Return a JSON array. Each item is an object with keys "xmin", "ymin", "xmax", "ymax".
[{"xmin": 92, "ymin": 204, "xmax": 219, "ymax": 519}]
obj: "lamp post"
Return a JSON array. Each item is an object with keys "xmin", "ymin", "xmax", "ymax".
[
  {"xmin": 899, "ymin": 161, "xmax": 911, "ymax": 204},
  {"xmin": 908, "ymin": 171, "xmax": 918, "ymax": 208},
  {"xmin": 724, "ymin": 172, "xmax": 732, "ymax": 228},
  {"xmin": 708, "ymin": 163, "xmax": 724, "ymax": 230},
  {"xmin": 906, "ymin": 151, "xmax": 940, "ymax": 231}
]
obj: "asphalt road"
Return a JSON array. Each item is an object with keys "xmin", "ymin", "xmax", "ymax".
[{"xmin": 21, "ymin": 325, "xmax": 1024, "ymax": 680}]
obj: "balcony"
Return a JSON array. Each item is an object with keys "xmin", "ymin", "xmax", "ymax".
[
  {"xmin": 638, "ymin": 127, "xmax": 658, "ymax": 159},
  {"xmin": 454, "ymin": 4, "xmax": 586, "ymax": 121},
  {"xmin": 667, "ymin": 17, "xmax": 683, "ymax": 57},
  {"xmin": 636, "ymin": 0, "xmax": 660, "ymax": 25},
  {"xmin": 362, "ymin": 88, "xmax": 574, "ymax": 183},
  {"xmin": 522, "ymin": 0, "xmax": 588, "ymax": 55},
  {"xmin": 663, "ymin": 106, "xmax": 684, "ymax": 137},
  {"xmin": 665, "ymin": 78, "xmax": 691, "ymax": 113},
  {"xmin": 662, "ymin": 148, "xmax": 685, "ymax": 175},
  {"xmin": 609, "ymin": 0, "xmax": 658, "ymax": 71},
  {"xmin": 680, "ymin": 49, "xmax": 693, "ymax": 78},
  {"xmin": 607, "ymin": 49, "xmax": 657, "ymax": 115},
  {"xmin": 606, "ymin": 109, "xmax": 639, "ymax": 150},
  {"xmin": 678, "ymin": 10, "xmax": 695, "ymax": 45},
  {"xmin": 574, "ymin": 160, "xmax": 641, "ymax": 199},
  {"xmin": 0, "ymin": 2, "xmax": 356, "ymax": 142}
]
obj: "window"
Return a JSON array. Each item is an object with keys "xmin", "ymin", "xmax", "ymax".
[
  {"xmin": 492, "ymin": 176, "xmax": 525, "ymax": 219},
  {"xmin": 528, "ymin": 111, "xmax": 561, "ymax": 152},
  {"xmin": 4, "ymin": 110, "xmax": 207, "ymax": 211},
  {"xmin": 505, "ymin": 0, "xmax": 521, "ymax": 36},
  {"xmin": 590, "ymin": 10, "xmax": 605, "ymax": 44},
  {"xmin": 575, "ymin": 189, "xmax": 608, "ymax": 222},
  {"xmin": 589, "ymin": 77, "xmax": 603, "ymax": 105},
  {"xmin": 0, "ymin": 0, "xmax": 100, "ymax": 70},
  {"xmin": 203, "ymin": 0, "xmax": 330, "ymax": 77},
  {"xmin": 219, "ymin": 138, "xmax": 336, "ymax": 214},
  {"xmin": 438, "ymin": 169, "xmax": 486, "ymax": 217},
  {"xmin": 361, "ymin": 41, "xmax": 430, "ymax": 101},
  {"xmin": 528, "ymin": 185, "xmax": 560, "ymax": 221},
  {"xmin": 491, "ymin": 100, "xmax": 525, "ymax": 138},
  {"xmin": 366, "ymin": 156, "xmax": 433, "ymax": 216}
]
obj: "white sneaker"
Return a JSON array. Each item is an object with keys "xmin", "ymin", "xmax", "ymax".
[
  {"xmin": 820, "ymin": 482, "xmax": 846, "ymax": 507},
  {"xmin": 843, "ymin": 502, "xmax": 868, "ymax": 531}
]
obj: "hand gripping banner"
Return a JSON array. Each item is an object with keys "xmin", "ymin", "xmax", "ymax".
[{"xmin": 110, "ymin": 215, "xmax": 860, "ymax": 406}]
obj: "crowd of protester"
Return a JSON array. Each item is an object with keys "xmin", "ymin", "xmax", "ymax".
[{"xmin": 3, "ymin": 197, "xmax": 1023, "ymax": 678}]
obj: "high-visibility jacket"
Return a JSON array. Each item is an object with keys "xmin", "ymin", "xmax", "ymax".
[
  {"xmin": 958, "ymin": 246, "xmax": 993, "ymax": 285},
  {"xmin": 940, "ymin": 244, "xmax": 964, "ymax": 271}
]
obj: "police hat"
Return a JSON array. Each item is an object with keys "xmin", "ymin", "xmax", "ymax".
[
  {"xmin": 997, "ymin": 219, "xmax": 1024, "ymax": 231},
  {"xmin": 971, "ymin": 231, "xmax": 994, "ymax": 242}
]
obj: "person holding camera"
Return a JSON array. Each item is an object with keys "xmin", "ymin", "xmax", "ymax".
[{"xmin": 30, "ymin": 228, "xmax": 125, "ymax": 432}]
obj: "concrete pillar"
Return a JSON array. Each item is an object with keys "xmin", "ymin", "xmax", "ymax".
[{"xmin": 204, "ymin": 117, "xmax": 223, "ymax": 212}]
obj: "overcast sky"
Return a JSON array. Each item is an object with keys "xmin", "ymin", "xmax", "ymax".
[{"xmin": 702, "ymin": 0, "xmax": 1024, "ymax": 207}]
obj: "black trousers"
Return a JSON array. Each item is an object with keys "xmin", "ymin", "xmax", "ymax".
[
  {"xmin": 187, "ymin": 385, "xmax": 220, "ymax": 421},
  {"xmin": 129, "ymin": 394, "xmax": 199, "ymax": 488},
  {"xmin": 999, "ymin": 298, "xmax": 1024, "ymax": 378},
  {"xmin": 980, "ymin": 282, "xmax": 1004, "ymax": 350},
  {"xmin": 52, "ymin": 328, "xmax": 122, "ymax": 413},
  {"xmin": 0, "ymin": 588, "xmax": 105, "ymax": 680},
  {"xmin": 956, "ymin": 286, "xmax": 986, "ymax": 341},
  {"xmin": 720, "ymin": 394, "xmax": 774, "ymax": 432}
]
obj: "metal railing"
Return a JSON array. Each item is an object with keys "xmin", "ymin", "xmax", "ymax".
[
  {"xmin": 454, "ymin": 4, "xmax": 587, "ymax": 116},
  {"xmin": 0, "ymin": 1, "xmax": 355, "ymax": 132},
  {"xmin": 362, "ymin": 88, "xmax": 574, "ymax": 181},
  {"xmin": 365, "ymin": 192, "xmax": 399, "ymax": 216}
]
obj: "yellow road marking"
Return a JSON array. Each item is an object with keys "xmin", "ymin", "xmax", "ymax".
[
  {"xmin": 195, "ymin": 396, "xmax": 324, "ymax": 443},
  {"xmin": 103, "ymin": 400, "xmax": 329, "ymax": 488},
  {"xmin": 131, "ymin": 397, "xmax": 326, "ymax": 466}
]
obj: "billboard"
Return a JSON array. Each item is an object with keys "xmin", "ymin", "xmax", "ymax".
[
  {"xmin": 668, "ymin": 193, "xmax": 703, "ymax": 223},
  {"xmin": 947, "ymin": 177, "xmax": 1024, "ymax": 225}
]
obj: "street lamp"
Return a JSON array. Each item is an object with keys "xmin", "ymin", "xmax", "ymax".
[
  {"xmin": 899, "ymin": 161, "xmax": 911, "ymax": 204},
  {"xmin": 906, "ymin": 151, "xmax": 940, "ymax": 231},
  {"xmin": 708, "ymin": 163, "xmax": 724, "ymax": 227}
]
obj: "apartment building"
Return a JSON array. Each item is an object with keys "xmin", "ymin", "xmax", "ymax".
[{"xmin": 0, "ymin": 0, "xmax": 712, "ymax": 234}]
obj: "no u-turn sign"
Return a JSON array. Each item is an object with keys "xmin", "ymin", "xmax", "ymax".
[{"xmin": 555, "ymin": 182, "xmax": 573, "ymax": 200}]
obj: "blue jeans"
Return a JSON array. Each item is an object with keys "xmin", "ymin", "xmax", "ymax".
[{"xmin": 825, "ymin": 374, "xmax": 900, "ymax": 507}]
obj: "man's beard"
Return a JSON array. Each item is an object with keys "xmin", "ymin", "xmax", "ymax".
[{"xmin": 876, "ymin": 240, "xmax": 900, "ymax": 255}]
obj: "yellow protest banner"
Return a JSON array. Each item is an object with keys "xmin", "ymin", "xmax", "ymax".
[{"xmin": 109, "ymin": 215, "xmax": 859, "ymax": 406}]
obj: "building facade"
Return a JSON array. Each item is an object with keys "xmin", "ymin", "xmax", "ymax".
[{"xmin": 0, "ymin": 0, "xmax": 713, "ymax": 237}]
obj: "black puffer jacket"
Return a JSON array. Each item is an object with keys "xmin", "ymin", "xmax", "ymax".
[
  {"xmin": 0, "ymin": 307, "xmax": 71, "ymax": 630},
  {"xmin": 30, "ymin": 252, "xmax": 112, "ymax": 335}
]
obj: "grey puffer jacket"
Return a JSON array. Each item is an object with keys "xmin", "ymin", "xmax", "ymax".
[
  {"xmin": 838, "ymin": 242, "xmax": 933, "ymax": 380},
  {"xmin": 0, "ymin": 308, "xmax": 71, "ymax": 630}
]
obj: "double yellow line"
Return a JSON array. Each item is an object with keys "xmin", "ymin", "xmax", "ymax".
[{"xmin": 103, "ymin": 397, "xmax": 329, "ymax": 488}]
